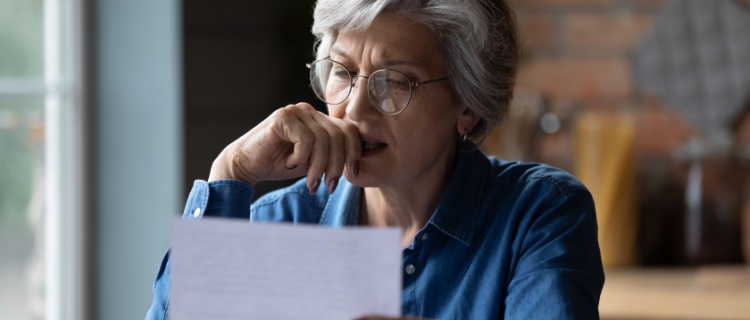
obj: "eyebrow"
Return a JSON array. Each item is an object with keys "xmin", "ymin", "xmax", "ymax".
[{"xmin": 329, "ymin": 47, "xmax": 423, "ymax": 70}]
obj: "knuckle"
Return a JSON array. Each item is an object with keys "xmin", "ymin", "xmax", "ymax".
[
  {"xmin": 274, "ymin": 107, "xmax": 293, "ymax": 118},
  {"xmin": 343, "ymin": 123, "xmax": 359, "ymax": 137},
  {"xmin": 295, "ymin": 102, "xmax": 315, "ymax": 112}
]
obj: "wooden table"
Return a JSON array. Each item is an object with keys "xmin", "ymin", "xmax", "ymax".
[{"xmin": 600, "ymin": 266, "xmax": 750, "ymax": 319}]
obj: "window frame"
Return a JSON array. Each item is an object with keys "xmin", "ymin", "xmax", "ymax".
[
  {"xmin": 44, "ymin": 0, "xmax": 89, "ymax": 318},
  {"xmin": 0, "ymin": 0, "xmax": 91, "ymax": 319}
]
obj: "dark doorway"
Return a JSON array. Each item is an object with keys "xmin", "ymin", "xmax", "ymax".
[{"xmin": 182, "ymin": 0, "xmax": 322, "ymax": 199}]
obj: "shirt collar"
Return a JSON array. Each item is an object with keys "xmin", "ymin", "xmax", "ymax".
[
  {"xmin": 426, "ymin": 141, "xmax": 489, "ymax": 246},
  {"xmin": 320, "ymin": 141, "xmax": 489, "ymax": 246}
]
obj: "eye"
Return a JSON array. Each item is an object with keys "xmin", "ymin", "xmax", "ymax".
[
  {"xmin": 328, "ymin": 63, "xmax": 352, "ymax": 83},
  {"xmin": 385, "ymin": 77, "xmax": 410, "ymax": 91},
  {"xmin": 332, "ymin": 69, "xmax": 350, "ymax": 79}
]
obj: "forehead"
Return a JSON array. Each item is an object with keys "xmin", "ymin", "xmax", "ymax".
[{"xmin": 330, "ymin": 14, "xmax": 444, "ymax": 69}]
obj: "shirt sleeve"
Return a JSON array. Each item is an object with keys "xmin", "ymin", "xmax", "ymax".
[
  {"xmin": 145, "ymin": 179, "xmax": 254, "ymax": 320},
  {"xmin": 504, "ymin": 188, "xmax": 605, "ymax": 320},
  {"xmin": 181, "ymin": 179, "xmax": 255, "ymax": 219}
]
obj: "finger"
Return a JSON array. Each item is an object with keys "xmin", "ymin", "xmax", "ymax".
[
  {"xmin": 272, "ymin": 107, "xmax": 314, "ymax": 169},
  {"xmin": 293, "ymin": 108, "xmax": 331, "ymax": 194},
  {"xmin": 340, "ymin": 121, "xmax": 361, "ymax": 177},
  {"xmin": 315, "ymin": 119, "xmax": 345, "ymax": 194}
]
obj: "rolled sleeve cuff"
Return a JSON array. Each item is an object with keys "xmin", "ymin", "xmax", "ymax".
[{"xmin": 181, "ymin": 179, "xmax": 254, "ymax": 220}]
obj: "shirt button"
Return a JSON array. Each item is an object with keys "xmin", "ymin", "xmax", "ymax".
[
  {"xmin": 420, "ymin": 233, "xmax": 429, "ymax": 241},
  {"xmin": 405, "ymin": 264, "xmax": 416, "ymax": 275},
  {"xmin": 192, "ymin": 208, "xmax": 201, "ymax": 217}
]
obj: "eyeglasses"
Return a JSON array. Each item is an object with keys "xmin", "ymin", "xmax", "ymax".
[{"xmin": 306, "ymin": 58, "xmax": 449, "ymax": 115}]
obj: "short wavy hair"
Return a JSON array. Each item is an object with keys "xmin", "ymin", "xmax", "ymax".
[{"xmin": 311, "ymin": 0, "xmax": 520, "ymax": 141}]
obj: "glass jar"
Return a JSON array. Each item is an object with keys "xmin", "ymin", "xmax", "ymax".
[{"xmin": 678, "ymin": 134, "xmax": 744, "ymax": 265}]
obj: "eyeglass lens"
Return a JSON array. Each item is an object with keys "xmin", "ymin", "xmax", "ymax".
[{"xmin": 309, "ymin": 60, "xmax": 412, "ymax": 115}]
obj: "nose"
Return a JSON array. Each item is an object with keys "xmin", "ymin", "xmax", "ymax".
[{"xmin": 345, "ymin": 76, "xmax": 379, "ymax": 121}]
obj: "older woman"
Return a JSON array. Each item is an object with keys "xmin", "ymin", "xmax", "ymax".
[{"xmin": 147, "ymin": 0, "xmax": 604, "ymax": 319}]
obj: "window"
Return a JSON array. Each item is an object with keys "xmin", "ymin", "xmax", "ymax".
[{"xmin": 0, "ymin": 0, "xmax": 86, "ymax": 319}]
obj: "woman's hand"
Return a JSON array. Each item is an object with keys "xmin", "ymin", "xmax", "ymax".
[{"xmin": 208, "ymin": 103, "xmax": 361, "ymax": 194}]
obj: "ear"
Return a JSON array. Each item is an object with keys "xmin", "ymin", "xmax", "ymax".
[{"xmin": 457, "ymin": 107, "xmax": 480, "ymax": 136}]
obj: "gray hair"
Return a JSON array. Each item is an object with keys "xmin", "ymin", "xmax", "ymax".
[{"xmin": 311, "ymin": 0, "xmax": 520, "ymax": 141}]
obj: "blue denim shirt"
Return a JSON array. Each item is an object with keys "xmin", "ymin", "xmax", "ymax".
[{"xmin": 146, "ymin": 145, "xmax": 604, "ymax": 319}]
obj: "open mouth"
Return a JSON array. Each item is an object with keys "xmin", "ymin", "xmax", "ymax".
[{"xmin": 360, "ymin": 137, "xmax": 387, "ymax": 155}]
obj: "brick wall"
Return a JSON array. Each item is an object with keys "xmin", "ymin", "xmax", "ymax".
[
  {"xmin": 507, "ymin": 0, "xmax": 696, "ymax": 162},
  {"xmin": 504, "ymin": 0, "xmax": 750, "ymax": 265}
]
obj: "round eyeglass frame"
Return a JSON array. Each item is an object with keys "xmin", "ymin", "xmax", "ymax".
[{"xmin": 306, "ymin": 58, "xmax": 450, "ymax": 115}]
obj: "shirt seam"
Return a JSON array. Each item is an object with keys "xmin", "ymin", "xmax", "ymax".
[
  {"xmin": 511, "ymin": 266, "xmax": 606, "ymax": 284},
  {"xmin": 206, "ymin": 179, "xmax": 254, "ymax": 192},
  {"xmin": 511, "ymin": 188, "xmax": 597, "ymax": 282},
  {"xmin": 251, "ymin": 188, "xmax": 327, "ymax": 211},
  {"xmin": 533, "ymin": 185, "xmax": 590, "ymax": 222}
]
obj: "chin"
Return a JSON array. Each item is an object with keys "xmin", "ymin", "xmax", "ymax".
[{"xmin": 344, "ymin": 171, "xmax": 386, "ymax": 188}]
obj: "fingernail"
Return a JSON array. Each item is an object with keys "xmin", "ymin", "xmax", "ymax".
[
  {"xmin": 351, "ymin": 160, "xmax": 360, "ymax": 177},
  {"xmin": 286, "ymin": 164, "xmax": 298, "ymax": 170},
  {"xmin": 309, "ymin": 179, "xmax": 320, "ymax": 194},
  {"xmin": 328, "ymin": 177, "xmax": 339, "ymax": 195}
]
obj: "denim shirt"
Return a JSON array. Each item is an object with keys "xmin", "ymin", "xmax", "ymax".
[{"xmin": 146, "ymin": 145, "xmax": 604, "ymax": 320}]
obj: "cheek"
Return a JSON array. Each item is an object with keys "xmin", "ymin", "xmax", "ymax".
[
  {"xmin": 418, "ymin": 102, "xmax": 461, "ymax": 131},
  {"xmin": 394, "ymin": 112, "xmax": 451, "ymax": 144}
]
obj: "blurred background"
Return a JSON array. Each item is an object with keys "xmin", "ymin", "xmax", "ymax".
[{"xmin": 1, "ymin": 0, "xmax": 749, "ymax": 319}]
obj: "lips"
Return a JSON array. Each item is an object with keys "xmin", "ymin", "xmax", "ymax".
[
  {"xmin": 362, "ymin": 141, "xmax": 387, "ymax": 151},
  {"xmin": 359, "ymin": 134, "xmax": 387, "ymax": 155}
]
